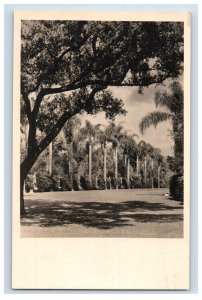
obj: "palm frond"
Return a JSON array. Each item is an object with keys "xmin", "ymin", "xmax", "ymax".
[
  {"xmin": 154, "ymin": 82, "xmax": 183, "ymax": 113},
  {"xmin": 154, "ymin": 91, "xmax": 171, "ymax": 110},
  {"xmin": 139, "ymin": 111, "xmax": 173, "ymax": 134}
]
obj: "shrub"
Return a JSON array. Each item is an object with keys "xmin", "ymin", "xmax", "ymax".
[
  {"xmin": 130, "ymin": 175, "xmax": 142, "ymax": 189},
  {"xmin": 110, "ymin": 177, "xmax": 117, "ymax": 189},
  {"xmin": 36, "ymin": 172, "xmax": 53, "ymax": 192},
  {"xmin": 169, "ymin": 174, "xmax": 184, "ymax": 201},
  {"xmin": 121, "ymin": 178, "xmax": 129, "ymax": 189},
  {"xmin": 52, "ymin": 174, "xmax": 61, "ymax": 191},
  {"xmin": 97, "ymin": 177, "xmax": 106, "ymax": 190},
  {"xmin": 73, "ymin": 176, "xmax": 81, "ymax": 191},
  {"xmin": 25, "ymin": 174, "xmax": 34, "ymax": 192},
  {"xmin": 59, "ymin": 176, "xmax": 69, "ymax": 191},
  {"xmin": 80, "ymin": 177, "xmax": 92, "ymax": 190},
  {"xmin": 91, "ymin": 176, "xmax": 99, "ymax": 190}
]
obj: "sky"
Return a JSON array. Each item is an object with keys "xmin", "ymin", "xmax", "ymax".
[{"xmin": 81, "ymin": 79, "xmax": 176, "ymax": 157}]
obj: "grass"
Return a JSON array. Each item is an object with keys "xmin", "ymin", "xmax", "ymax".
[{"xmin": 21, "ymin": 188, "xmax": 183, "ymax": 238}]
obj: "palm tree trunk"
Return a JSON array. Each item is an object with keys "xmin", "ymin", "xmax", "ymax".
[
  {"xmin": 151, "ymin": 160, "xmax": 154, "ymax": 189},
  {"xmin": 115, "ymin": 146, "xmax": 118, "ymax": 189},
  {"xmin": 136, "ymin": 155, "xmax": 139, "ymax": 175},
  {"xmin": 69, "ymin": 141, "xmax": 74, "ymax": 191},
  {"xmin": 158, "ymin": 165, "xmax": 161, "ymax": 188},
  {"xmin": 89, "ymin": 143, "xmax": 92, "ymax": 184},
  {"xmin": 127, "ymin": 158, "xmax": 130, "ymax": 188},
  {"xmin": 48, "ymin": 142, "xmax": 53, "ymax": 176},
  {"xmin": 144, "ymin": 156, "xmax": 147, "ymax": 187},
  {"xmin": 104, "ymin": 146, "xmax": 107, "ymax": 189}
]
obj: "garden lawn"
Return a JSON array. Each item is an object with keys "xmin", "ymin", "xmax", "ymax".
[{"xmin": 21, "ymin": 188, "xmax": 183, "ymax": 238}]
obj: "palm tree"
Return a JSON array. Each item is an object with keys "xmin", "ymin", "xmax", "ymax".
[
  {"xmin": 139, "ymin": 81, "xmax": 183, "ymax": 188},
  {"xmin": 97, "ymin": 126, "xmax": 108, "ymax": 189},
  {"xmin": 121, "ymin": 133, "xmax": 138, "ymax": 186},
  {"xmin": 139, "ymin": 81, "xmax": 183, "ymax": 171},
  {"xmin": 136, "ymin": 141, "xmax": 156, "ymax": 187},
  {"xmin": 62, "ymin": 116, "xmax": 82, "ymax": 190},
  {"xmin": 136, "ymin": 141, "xmax": 146, "ymax": 186},
  {"xmin": 80, "ymin": 120, "xmax": 100, "ymax": 184},
  {"xmin": 105, "ymin": 122, "xmax": 126, "ymax": 188}
]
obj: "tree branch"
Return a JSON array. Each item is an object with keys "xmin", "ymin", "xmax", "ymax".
[
  {"xmin": 35, "ymin": 87, "xmax": 102, "ymax": 157},
  {"xmin": 36, "ymin": 109, "xmax": 80, "ymax": 156},
  {"xmin": 35, "ymin": 33, "xmax": 90, "ymax": 91}
]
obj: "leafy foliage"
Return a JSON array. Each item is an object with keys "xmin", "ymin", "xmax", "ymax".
[
  {"xmin": 139, "ymin": 81, "xmax": 184, "ymax": 199},
  {"xmin": 139, "ymin": 111, "xmax": 172, "ymax": 134},
  {"xmin": 20, "ymin": 20, "xmax": 184, "ymax": 213},
  {"xmin": 169, "ymin": 175, "xmax": 183, "ymax": 201}
]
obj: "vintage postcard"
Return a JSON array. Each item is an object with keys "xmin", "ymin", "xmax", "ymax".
[{"xmin": 12, "ymin": 10, "xmax": 190, "ymax": 289}]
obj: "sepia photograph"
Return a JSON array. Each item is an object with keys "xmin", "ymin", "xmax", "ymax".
[
  {"xmin": 12, "ymin": 10, "xmax": 190, "ymax": 289},
  {"xmin": 20, "ymin": 18, "xmax": 184, "ymax": 238}
]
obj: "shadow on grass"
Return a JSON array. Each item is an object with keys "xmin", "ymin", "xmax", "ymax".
[{"xmin": 21, "ymin": 199, "xmax": 183, "ymax": 230}]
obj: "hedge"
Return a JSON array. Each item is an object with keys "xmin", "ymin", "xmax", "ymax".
[{"xmin": 169, "ymin": 174, "xmax": 183, "ymax": 201}]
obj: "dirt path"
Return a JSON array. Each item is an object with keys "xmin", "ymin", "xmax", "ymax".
[{"xmin": 21, "ymin": 188, "xmax": 183, "ymax": 238}]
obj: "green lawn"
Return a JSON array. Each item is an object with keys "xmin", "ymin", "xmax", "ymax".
[{"xmin": 21, "ymin": 188, "xmax": 183, "ymax": 238}]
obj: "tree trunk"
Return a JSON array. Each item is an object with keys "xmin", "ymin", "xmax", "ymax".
[
  {"xmin": 158, "ymin": 165, "xmax": 161, "ymax": 189},
  {"xmin": 20, "ymin": 180, "xmax": 25, "ymax": 216},
  {"xmin": 48, "ymin": 142, "xmax": 53, "ymax": 176},
  {"xmin": 127, "ymin": 158, "xmax": 130, "ymax": 188},
  {"xmin": 144, "ymin": 156, "xmax": 147, "ymax": 187},
  {"xmin": 89, "ymin": 143, "xmax": 92, "ymax": 184},
  {"xmin": 20, "ymin": 155, "xmax": 37, "ymax": 216},
  {"xmin": 104, "ymin": 146, "xmax": 107, "ymax": 189},
  {"xmin": 69, "ymin": 141, "xmax": 74, "ymax": 191},
  {"xmin": 151, "ymin": 160, "xmax": 154, "ymax": 189},
  {"xmin": 136, "ymin": 155, "xmax": 139, "ymax": 175},
  {"xmin": 115, "ymin": 146, "xmax": 118, "ymax": 189}
]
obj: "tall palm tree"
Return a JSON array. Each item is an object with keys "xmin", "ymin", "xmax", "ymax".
[
  {"xmin": 62, "ymin": 116, "xmax": 82, "ymax": 190},
  {"xmin": 137, "ymin": 141, "xmax": 148, "ymax": 186},
  {"xmin": 139, "ymin": 81, "xmax": 183, "ymax": 169},
  {"xmin": 139, "ymin": 81, "xmax": 183, "ymax": 187},
  {"xmin": 139, "ymin": 82, "xmax": 183, "ymax": 132},
  {"xmin": 136, "ymin": 141, "xmax": 157, "ymax": 187},
  {"xmin": 105, "ymin": 122, "xmax": 126, "ymax": 188},
  {"xmin": 80, "ymin": 120, "xmax": 100, "ymax": 184},
  {"xmin": 97, "ymin": 126, "xmax": 108, "ymax": 189},
  {"xmin": 123, "ymin": 133, "xmax": 138, "ymax": 185}
]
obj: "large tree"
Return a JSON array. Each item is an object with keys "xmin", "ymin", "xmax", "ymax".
[{"xmin": 20, "ymin": 20, "xmax": 183, "ymax": 215}]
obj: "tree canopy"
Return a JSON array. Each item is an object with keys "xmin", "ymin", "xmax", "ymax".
[
  {"xmin": 20, "ymin": 20, "xmax": 184, "ymax": 214},
  {"xmin": 21, "ymin": 21, "xmax": 183, "ymax": 157}
]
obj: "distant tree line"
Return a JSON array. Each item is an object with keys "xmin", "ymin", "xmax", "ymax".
[{"xmin": 21, "ymin": 119, "xmax": 171, "ymax": 192}]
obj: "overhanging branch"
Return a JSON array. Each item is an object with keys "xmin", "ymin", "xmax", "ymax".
[{"xmin": 35, "ymin": 86, "xmax": 102, "ymax": 156}]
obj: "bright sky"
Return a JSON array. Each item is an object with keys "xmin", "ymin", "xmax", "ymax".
[{"xmin": 82, "ymin": 78, "xmax": 178, "ymax": 157}]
